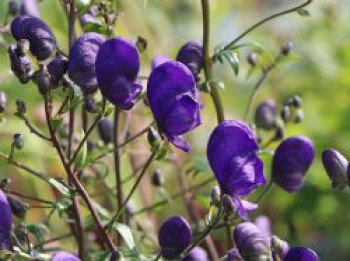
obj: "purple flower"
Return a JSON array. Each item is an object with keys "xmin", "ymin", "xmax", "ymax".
[
  {"xmin": 96, "ymin": 37, "xmax": 141, "ymax": 110},
  {"xmin": 227, "ymin": 248, "xmax": 243, "ymax": 261},
  {"xmin": 182, "ymin": 246, "xmax": 208, "ymax": 261},
  {"xmin": 176, "ymin": 41, "xmax": 203, "ymax": 81},
  {"xmin": 207, "ymin": 120, "xmax": 265, "ymax": 196},
  {"xmin": 158, "ymin": 215, "xmax": 192, "ymax": 259},
  {"xmin": 254, "ymin": 99, "xmax": 277, "ymax": 130},
  {"xmin": 254, "ymin": 215, "xmax": 271, "ymax": 238},
  {"xmin": 233, "ymin": 222, "xmax": 271, "ymax": 261},
  {"xmin": 222, "ymin": 194, "xmax": 258, "ymax": 220},
  {"xmin": 51, "ymin": 251, "xmax": 80, "ymax": 261},
  {"xmin": 68, "ymin": 32, "xmax": 105, "ymax": 93},
  {"xmin": 284, "ymin": 246, "xmax": 319, "ymax": 261},
  {"xmin": 151, "ymin": 55, "xmax": 171, "ymax": 70},
  {"xmin": 272, "ymin": 136, "xmax": 315, "ymax": 193},
  {"xmin": 322, "ymin": 148, "xmax": 348, "ymax": 189},
  {"xmin": 147, "ymin": 61, "xmax": 201, "ymax": 152},
  {"xmin": 7, "ymin": 44, "xmax": 31, "ymax": 83},
  {"xmin": 47, "ymin": 55, "xmax": 68, "ymax": 88},
  {"xmin": 20, "ymin": 0, "xmax": 40, "ymax": 17},
  {"xmin": 0, "ymin": 190, "xmax": 12, "ymax": 250},
  {"xmin": 11, "ymin": 15, "xmax": 56, "ymax": 60}
]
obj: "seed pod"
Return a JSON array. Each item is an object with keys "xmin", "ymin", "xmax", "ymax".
[
  {"xmin": 8, "ymin": 44, "xmax": 32, "ymax": 84},
  {"xmin": 151, "ymin": 169, "xmax": 164, "ymax": 187},
  {"xmin": 13, "ymin": 133, "xmax": 24, "ymax": 149},
  {"xmin": 281, "ymin": 42, "xmax": 293, "ymax": 56},
  {"xmin": 247, "ymin": 53, "xmax": 258, "ymax": 67},
  {"xmin": 98, "ymin": 118, "xmax": 113, "ymax": 145},
  {"xmin": 0, "ymin": 92, "xmax": 8, "ymax": 113},
  {"xmin": 322, "ymin": 148, "xmax": 348, "ymax": 190},
  {"xmin": 255, "ymin": 99, "xmax": 277, "ymax": 130},
  {"xmin": 7, "ymin": 195, "xmax": 28, "ymax": 219}
]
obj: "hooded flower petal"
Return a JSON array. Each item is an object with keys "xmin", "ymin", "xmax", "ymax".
[
  {"xmin": 68, "ymin": 32, "xmax": 105, "ymax": 93},
  {"xmin": 284, "ymin": 246, "xmax": 319, "ymax": 261},
  {"xmin": 52, "ymin": 251, "xmax": 80, "ymax": 261},
  {"xmin": 322, "ymin": 148, "xmax": 348, "ymax": 190},
  {"xmin": 95, "ymin": 37, "xmax": 141, "ymax": 109},
  {"xmin": 207, "ymin": 120, "xmax": 265, "ymax": 196},
  {"xmin": 182, "ymin": 246, "xmax": 208, "ymax": 261},
  {"xmin": 233, "ymin": 222, "xmax": 271, "ymax": 261},
  {"xmin": 147, "ymin": 60, "xmax": 201, "ymax": 151},
  {"xmin": 272, "ymin": 136, "xmax": 315, "ymax": 193},
  {"xmin": 0, "ymin": 190, "xmax": 12, "ymax": 250},
  {"xmin": 158, "ymin": 215, "xmax": 192, "ymax": 259}
]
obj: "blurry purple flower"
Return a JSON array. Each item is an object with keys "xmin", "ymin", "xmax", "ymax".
[
  {"xmin": 151, "ymin": 55, "xmax": 170, "ymax": 70},
  {"xmin": 176, "ymin": 41, "xmax": 203, "ymax": 81},
  {"xmin": 147, "ymin": 61, "xmax": 201, "ymax": 152},
  {"xmin": 272, "ymin": 136, "xmax": 315, "ymax": 193},
  {"xmin": 255, "ymin": 99, "xmax": 277, "ymax": 131},
  {"xmin": 8, "ymin": 44, "xmax": 31, "ymax": 83},
  {"xmin": 207, "ymin": 120, "xmax": 265, "ymax": 196},
  {"xmin": 0, "ymin": 190, "xmax": 12, "ymax": 250},
  {"xmin": 96, "ymin": 37, "xmax": 141, "ymax": 110},
  {"xmin": 227, "ymin": 248, "xmax": 243, "ymax": 261},
  {"xmin": 11, "ymin": 15, "xmax": 56, "ymax": 60},
  {"xmin": 68, "ymin": 32, "xmax": 105, "ymax": 93},
  {"xmin": 21, "ymin": 0, "xmax": 40, "ymax": 17},
  {"xmin": 284, "ymin": 246, "xmax": 319, "ymax": 261},
  {"xmin": 322, "ymin": 148, "xmax": 348, "ymax": 189},
  {"xmin": 47, "ymin": 55, "xmax": 68, "ymax": 88},
  {"xmin": 51, "ymin": 251, "xmax": 80, "ymax": 261},
  {"xmin": 254, "ymin": 215, "xmax": 271, "ymax": 238},
  {"xmin": 223, "ymin": 194, "xmax": 258, "ymax": 220},
  {"xmin": 271, "ymin": 235, "xmax": 289, "ymax": 259},
  {"xmin": 158, "ymin": 215, "xmax": 192, "ymax": 259},
  {"xmin": 182, "ymin": 246, "xmax": 208, "ymax": 261},
  {"xmin": 233, "ymin": 222, "xmax": 271, "ymax": 261}
]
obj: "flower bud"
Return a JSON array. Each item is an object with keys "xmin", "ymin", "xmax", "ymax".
[
  {"xmin": 158, "ymin": 215, "xmax": 192, "ymax": 259},
  {"xmin": 284, "ymin": 246, "xmax": 319, "ymax": 261},
  {"xmin": 9, "ymin": 1, "xmax": 20, "ymax": 16},
  {"xmin": 247, "ymin": 53, "xmax": 258, "ymax": 67},
  {"xmin": 36, "ymin": 66, "xmax": 51, "ymax": 94},
  {"xmin": 0, "ymin": 178, "xmax": 11, "ymax": 189},
  {"xmin": 294, "ymin": 109, "xmax": 304, "ymax": 124},
  {"xmin": 52, "ymin": 251, "xmax": 80, "ymax": 261},
  {"xmin": 110, "ymin": 250, "xmax": 124, "ymax": 261},
  {"xmin": 281, "ymin": 42, "xmax": 293, "ymax": 56},
  {"xmin": 274, "ymin": 125, "xmax": 284, "ymax": 140},
  {"xmin": 176, "ymin": 41, "xmax": 203, "ymax": 81},
  {"xmin": 272, "ymin": 136, "xmax": 315, "ymax": 193},
  {"xmin": 0, "ymin": 190, "xmax": 12, "ymax": 250},
  {"xmin": 281, "ymin": 106, "xmax": 291, "ymax": 122},
  {"xmin": 136, "ymin": 36, "xmax": 147, "ymax": 52},
  {"xmin": 271, "ymin": 235, "xmax": 289, "ymax": 259},
  {"xmin": 210, "ymin": 186, "xmax": 221, "ymax": 206},
  {"xmin": 16, "ymin": 99, "xmax": 27, "ymax": 114},
  {"xmin": 322, "ymin": 148, "xmax": 348, "ymax": 190},
  {"xmin": 98, "ymin": 118, "xmax": 113, "ymax": 145},
  {"xmin": 227, "ymin": 248, "xmax": 243, "ymax": 261},
  {"xmin": 233, "ymin": 222, "xmax": 271, "ymax": 261},
  {"xmin": 84, "ymin": 95, "xmax": 99, "ymax": 113},
  {"xmin": 151, "ymin": 169, "xmax": 164, "ymax": 187},
  {"xmin": 147, "ymin": 126, "xmax": 161, "ymax": 149},
  {"xmin": 254, "ymin": 99, "xmax": 277, "ymax": 130},
  {"xmin": 0, "ymin": 92, "xmax": 8, "ymax": 113},
  {"xmin": 7, "ymin": 195, "xmax": 28, "ymax": 219},
  {"xmin": 182, "ymin": 246, "xmax": 209, "ymax": 261},
  {"xmin": 223, "ymin": 194, "xmax": 236, "ymax": 215},
  {"xmin": 8, "ymin": 44, "xmax": 32, "ymax": 83},
  {"xmin": 13, "ymin": 133, "xmax": 24, "ymax": 149},
  {"xmin": 47, "ymin": 55, "xmax": 68, "ymax": 88},
  {"xmin": 292, "ymin": 95, "xmax": 302, "ymax": 108}
]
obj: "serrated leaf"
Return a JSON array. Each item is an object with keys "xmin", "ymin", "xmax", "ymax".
[
  {"xmin": 112, "ymin": 223, "xmax": 136, "ymax": 250},
  {"xmin": 298, "ymin": 9, "xmax": 310, "ymax": 17}
]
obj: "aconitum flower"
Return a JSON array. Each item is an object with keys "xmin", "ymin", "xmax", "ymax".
[
  {"xmin": 176, "ymin": 41, "xmax": 203, "ymax": 81},
  {"xmin": 227, "ymin": 249, "xmax": 242, "ymax": 261},
  {"xmin": 11, "ymin": 15, "xmax": 56, "ymax": 60},
  {"xmin": 68, "ymin": 32, "xmax": 105, "ymax": 93},
  {"xmin": 284, "ymin": 246, "xmax": 319, "ymax": 261},
  {"xmin": 254, "ymin": 99, "xmax": 277, "ymax": 130},
  {"xmin": 51, "ymin": 251, "xmax": 80, "ymax": 261},
  {"xmin": 158, "ymin": 215, "xmax": 192, "ymax": 259},
  {"xmin": 0, "ymin": 190, "xmax": 12, "ymax": 250},
  {"xmin": 47, "ymin": 55, "xmax": 68, "ymax": 88},
  {"xmin": 147, "ymin": 61, "xmax": 201, "ymax": 152},
  {"xmin": 96, "ymin": 37, "xmax": 141, "ymax": 110},
  {"xmin": 234, "ymin": 222, "xmax": 271, "ymax": 261},
  {"xmin": 272, "ymin": 136, "xmax": 315, "ymax": 193},
  {"xmin": 322, "ymin": 148, "xmax": 348, "ymax": 189},
  {"xmin": 182, "ymin": 246, "xmax": 208, "ymax": 261}
]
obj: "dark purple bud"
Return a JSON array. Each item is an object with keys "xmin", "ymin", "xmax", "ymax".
[
  {"xmin": 0, "ymin": 92, "xmax": 8, "ymax": 113},
  {"xmin": 9, "ymin": 1, "xmax": 20, "ymax": 16},
  {"xmin": 255, "ymin": 99, "xmax": 277, "ymax": 130},
  {"xmin": 284, "ymin": 246, "xmax": 319, "ymax": 261},
  {"xmin": 7, "ymin": 195, "xmax": 28, "ymax": 219},
  {"xmin": 98, "ymin": 118, "xmax": 113, "ymax": 145},
  {"xmin": 294, "ymin": 109, "xmax": 304, "ymax": 123},
  {"xmin": 207, "ymin": 120, "xmax": 265, "ymax": 196},
  {"xmin": 281, "ymin": 42, "xmax": 293, "ymax": 56},
  {"xmin": 182, "ymin": 246, "xmax": 208, "ymax": 261},
  {"xmin": 110, "ymin": 250, "xmax": 124, "ymax": 261},
  {"xmin": 68, "ymin": 32, "xmax": 105, "ymax": 93},
  {"xmin": 16, "ymin": 99, "xmax": 27, "ymax": 114},
  {"xmin": 84, "ymin": 96, "xmax": 99, "ymax": 113},
  {"xmin": 136, "ymin": 36, "xmax": 147, "ymax": 52},
  {"xmin": 13, "ymin": 133, "xmax": 24, "ymax": 149},
  {"xmin": 247, "ymin": 53, "xmax": 258, "ymax": 67},
  {"xmin": 271, "ymin": 235, "xmax": 289, "ymax": 259},
  {"xmin": 158, "ymin": 215, "xmax": 192, "ymax": 259},
  {"xmin": 152, "ymin": 169, "xmax": 164, "ymax": 187},
  {"xmin": 11, "ymin": 16, "xmax": 56, "ymax": 60},
  {"xmin": 147, "ymin": 61, "xmax": 201, "ymax": 152},
  {"xmin": 151, "ymin": 55, "xmax": 171, "ymax": 70},
  {"xmin": 96, "ymin": 37, "xmax": 141, "ymax": 110},
  {"xmin": 272, "ymin": 136, "xmax": 315, "ymax": 193},
  {"xmin": 36, "ymin": 66, "xmax": 51, "ymax": 94},
  {"xmin": 20, "ymin": 0, "xmax": 40, "ymax": 17},
  {"xmin": 322, "ymin": 148, "xmax": 348, "ymax": 189},
  {"xmin": 233, "ymin": 222, "xmax": 271, "ymax": 261},
  {"xmin": 227, "ymin": 248, "xmax": 243, "ymax": 261},
  {"xmin": 274, "ymin": 125, "xmax": 284, "ymax": 140},
  {"xmin": 281, "ymin": 106, "xmax": 291, "ymax": 122},
  {"xmin": 51, "ymin": 251, "xmax": 80, "ymax": 261},
  {"xmin": 147, "ymin": 126, "xmax": 161, "ymax": 149},
  {"xmin": 8, "ymin": 44, "xmax": 31, "ymax": 83},
  {"xmin": 47, "ymin": 55, "xmax": 68, "ymax": 88},
  {"xmin": 292, "ymin": 95, "xmax": 302, "ymax": 108},
  {"xmin": 0, "ymin": 190, "xmax": 12, "ymax": 250},
  {"xmin": 210, "ymin": 186, "xmax": 221, "ymax": 206},
  {"xmin": 176, "ymin": 41, "xmax": 203, "ymax": 80}
]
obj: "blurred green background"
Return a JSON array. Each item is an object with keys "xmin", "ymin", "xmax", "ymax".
[{"xmin": 0, "ymin": 0, "xmax": 349, "ymax": 260}]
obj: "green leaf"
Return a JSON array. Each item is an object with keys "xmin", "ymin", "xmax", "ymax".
[
  {"xmin": 297, "ymin": 9, "xmax": 310, "ymax": 17},
  {"xmin": 50, "ymin": 116, "xmax": 63, "ymax": 132},
  {"xmin": 222, "ymin": 51, "xmax": 239, "ymax": 76},
  {"xmin": 112, "ymin": 223, "xmax": 136, "ymax": 250},
  {"xmin": 48, "ymin": 178, "xmax": 72, "ymax": 197},
  {"xmin": 26, "ymin": 223, "xmax": 49, "ymax": 246}
]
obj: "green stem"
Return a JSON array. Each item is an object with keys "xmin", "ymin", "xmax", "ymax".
[
  {"xmin": 201, "ymin": 0, "xmax": 225, "ymax": 124},
  {"xmin": 254, "ymin": 180, "xmax": 274, "ymax": 203}
]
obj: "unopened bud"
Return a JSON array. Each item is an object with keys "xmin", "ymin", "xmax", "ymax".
[
  {"xmin": 281, "ymin": 42, "xmax": 293, "ymax": 56},
  {"xmin": 281, "ymin": 106, "xmax": 291, "ymax": 122},
  {"xmin": 84, "ymin": 96, "xmax": 99, "ymax": 113},
  {"xmin": 36, "ymin": 67, "xmax": 51, "ymax": 94},
  {"xmin": 16, "ymin": 99, "xmax": 27, "ymax": 114},
  {"xmin": 0, "ymin": 178, "xmax": 11, "ymax": 189},
  {"xmin": 292, "ymin": 95, "xmax": 302, "ymax": 108},
  {"xmin": 110, "ymin": 250, "xmax": 124, "ymax": 261},
  {"xmin": 152, "ymin": 169, "xmax": 164, "ymax": 187},
  {"xmin": 98, "ymin": 118, "xmax": 113, "ymax": 145},
  {"xmin": 294, "ymin": 109, "xmax": 304, "ymax": 123},
  {"xmin": 0, "ymin": 91, "xmax": 8, "ymax": 113},
  {"xmin": 222, "ymin": 194, "xmax": 235, "ymax": 215},
  {"xmin": 136, "ymin": 36, "xmax": 147, "ymax": 53},
  {"xmin": 13, "ymin": 133, "xmax": 24, "ymax": 149},
  {"xmin": 147, "ymin": 126, "xmax": 161, "ymax": 149},
  {"xmin": 322, "ymin": 148, "xmax": 348, "ymax": 190},
  {"xmin": 8, "ymin": 45, "xmax": 32, "ymax": 84},
  {"xmin": 7, "ymin": 195, "xmax": 28, "ymax": 219},
  {"xmin": 274, "ymin": 125, "xmax": 284, "ymax": 140},
  {"xmin": 255, "ymin": 99, "xmax": 277, "ymax": 130},
  {"xmin": 210, "ymin": 186, "xmax": 221, "ymax": 206},
  {"xmin": 247, "ymin": 53, "xmax": 258, "ymax": 67}
]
